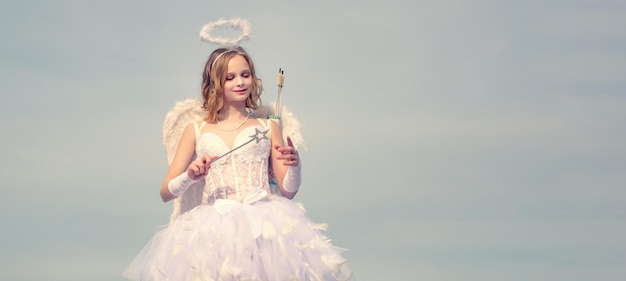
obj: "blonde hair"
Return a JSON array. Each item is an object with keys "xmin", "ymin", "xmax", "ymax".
[{"xmin": 201, "ymin": 47, "xmax": 263, "ymax": 122}]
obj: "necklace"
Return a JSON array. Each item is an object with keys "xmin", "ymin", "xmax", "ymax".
[{"xmin": 217, "ymin": 111, "xmax": 251, "ymax": 131}]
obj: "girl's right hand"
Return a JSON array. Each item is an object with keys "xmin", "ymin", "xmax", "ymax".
[{"xmin": 187, "ymin": 154, "xmax": 218, "ymax": 180}]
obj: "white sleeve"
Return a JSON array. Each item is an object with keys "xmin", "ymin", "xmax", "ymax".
[
  {"xmin": 168, "ymin": 172, "xmax": 200, "ymax": 197},
  {"xmin": 282, "ymin": 163, "xmax": 301, "ymax": 192}
]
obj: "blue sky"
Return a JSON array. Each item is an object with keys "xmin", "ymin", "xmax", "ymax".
[{"xmin": 1, "ymin": 0, "xmax": 625, "ymax": 280}]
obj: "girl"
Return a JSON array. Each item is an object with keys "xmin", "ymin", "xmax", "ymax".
[{"xmin": 123, "ymin": 46, "xmax": 352, "ymax": 281}]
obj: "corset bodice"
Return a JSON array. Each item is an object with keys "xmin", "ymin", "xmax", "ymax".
[{"xmin": 195, "ymin": 123, "xmax": 271, "ymax": 203}]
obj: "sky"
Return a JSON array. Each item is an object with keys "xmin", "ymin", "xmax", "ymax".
[{"xmin": 1, "ymin": 0, "xmax": 625, "ymax": 280}]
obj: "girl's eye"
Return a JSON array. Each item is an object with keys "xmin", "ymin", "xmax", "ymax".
[
  {"xmin": 242, "ymin": 72, "xmax": 251, "ymax": 78},
  {"xmin": 226, "ymin": 76, "xmax": 234, "ymax": 80}
]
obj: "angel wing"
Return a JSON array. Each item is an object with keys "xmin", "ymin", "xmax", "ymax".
[
  {"xmin": 163, "ymin": 98, "xmax": 305, "ymax": 221},
  {"xmin": 163, "ymin": 98, "xmax": 205, "ymax": 164},
  {"xmin": 162, "ymin": 98, "xmax": 206, "ymax": 221}
]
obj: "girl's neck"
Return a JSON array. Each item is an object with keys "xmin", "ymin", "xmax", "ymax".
[{"xmin": 218, "ymin": 104, "xmax": 248, "ymax": 121}]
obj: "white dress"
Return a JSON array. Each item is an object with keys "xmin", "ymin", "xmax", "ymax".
[{"xmin": 123, "ymin": 120, "xmax": 352, "ymax": 281}]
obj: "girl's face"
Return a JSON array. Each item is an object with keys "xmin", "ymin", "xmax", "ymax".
[{"xmin": 223, "ymin": 54, "xmax": 253, "ymax": 104}]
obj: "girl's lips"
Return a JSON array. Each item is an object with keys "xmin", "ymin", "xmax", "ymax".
[{"xmin": 234, "ymin": 89, "xmax": 247, "ymax": 94}]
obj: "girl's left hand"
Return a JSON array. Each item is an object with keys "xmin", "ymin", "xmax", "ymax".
[{"xmin": 274, "ymin": 136, "xmax": 299, "ymax": 167}]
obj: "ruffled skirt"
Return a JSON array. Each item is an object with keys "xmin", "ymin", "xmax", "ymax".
[{"xmin": 123, "ymin": 195, "xmax": 352, "ymax": 281}]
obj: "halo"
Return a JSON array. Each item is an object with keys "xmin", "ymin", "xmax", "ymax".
[{"xmin": 199, "ymin": 18, "xmax": 251, "ymax": 46}]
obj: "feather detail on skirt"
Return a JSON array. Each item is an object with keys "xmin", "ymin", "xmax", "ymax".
[{"xmin": 123, "ymin": 196, "xmax": 352, "ymax": 281}]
